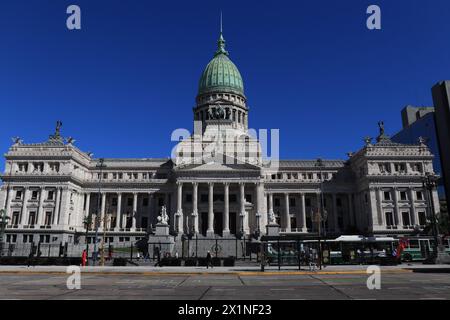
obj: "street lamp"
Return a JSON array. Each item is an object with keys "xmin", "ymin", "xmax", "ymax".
[
  {"xmin": 93, "ymin": 158, "xmax": 106, "ymax": 266},
  {"xmin": 315, "ymin": 158, "xmax": 326, "ymax": 269},
  {"xmin": 0, "ymin": 209, "xmax": 11, "ymax": 256},
  {"xmin": 422, "ymin": 173, "xmax": 440, "ymax": 263}
]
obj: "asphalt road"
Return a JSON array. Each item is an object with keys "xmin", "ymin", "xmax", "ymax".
[{"xmin": 0, "ymin": 271, "xmax": 450, "ymax": 300}]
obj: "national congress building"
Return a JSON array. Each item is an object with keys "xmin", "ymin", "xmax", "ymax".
[{"xmin": 0, "ymin": 31, "xmax": 440, "ymax": 251}]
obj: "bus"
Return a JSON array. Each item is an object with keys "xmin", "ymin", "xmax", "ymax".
[
  {"xmin": 264, "ymin": 235, "xmax": 399, "ymax": 266},
  {"xmin": 400, "ymin": 236, "xmax": 450, "ymax": 262},
  {"xmin": 321, "ymin": 235, "xmax": 399, "ymax": 265}
]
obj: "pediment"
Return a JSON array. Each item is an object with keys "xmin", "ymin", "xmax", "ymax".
[{"xmin": 175, "ymin": 153, "xmax": 261, "ymax": 172}]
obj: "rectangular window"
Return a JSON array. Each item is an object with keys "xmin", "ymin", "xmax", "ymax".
[
  {"xmin": 409, "ymin": 240, "xmax": 419, "ymax": 249},
  {"xmin": 143, "ymin": 198, "xmax": 149, "ymax": 207},
  {"xmin": 158, "ymin": 198, "xmax": 164, "ymax": 206},
  {"xmin": 402, "ymin": 211, "xmax": 411, "ymax": 226},
  {"xmin": 45, "ymin": 212, "xmax": 52, "ymax": 226},
  {"xmin": 274, "ymin": 198, "xmax": 280, "ymax": 207},
  {"xmin": 416, "ymin": 191, "xmax": 424, "ymax": 201},
  {"xmin": 383, "ymin": 191, "xmax": 391, "ymax": 201},
  {"xmin": 305, "ymin": 198, "xmax": 311, "ymax": 207},
  {"xmin": 112, "ymin": 198, "xmax": 118, "ymax": 206},
  {"xmin": 31, "ymin": 190, "xmax": 39, "ymax": 200},
  {"xmin": 200, "ymin": 194, "xmax": 208, "ymax": 203},
  {"xmin": 119, "ymin": 173, "xmax": 123, "ymax": 179},
  {"xmin": 127, "ymin": 198, "xmax": 133, "ymax": 206},
  {"xmin": 15, "ymin": 190, "xmax": 23, "ymax": 200},
  {"xmin": 385, "ymin": 212, "xmax": 394, "ymax": 226},
  {"xmin": 400, "ymin": 191, "xmax": 408, "ymax": 201},
  {"xmin": 28, "ymin": 212, "xmax": 36, "ymax": 225},
  {"xmin": 229, "ymin": 194, "xmax": 237, "ymax": 203},
  {"xmin": 143, "ymin": 173, "xmax": 148, "ymax": 179},
  {"xmin": 418, "ymin": 211, "xmax": 427, "ymax": 226},
  {"xmin": 395, "ymin": 163, "xmax": 406, "ymax": 173},
  {"xmin": 289, "ymin": 197, "xmax": 296, "ymax": 207},
  {"xmin": 185, "ymin": 194, "xmax": 192, "ymax": 203},
  {"xmin": 47, "ymin": 191, "xmax": 54, "ymax": 201},
  {"xmin": 113, "ymin": 173, "xmax": 117, "ymax": 179},
  {"xmin": 413, "ymin": 163, "xmax": 423, "ymax": 173},
  {"xmin": 12, "ymin": 212, "xmax": 20, "ymax": 225}
]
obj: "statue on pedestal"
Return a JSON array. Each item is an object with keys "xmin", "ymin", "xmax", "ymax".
[
  {"xmin": 157, "ymin": 206, "xmax": 169, "ymax": 225},
  {"xmin": 268, "ymin": 210, "xmax": 277, "ymax": 225}
]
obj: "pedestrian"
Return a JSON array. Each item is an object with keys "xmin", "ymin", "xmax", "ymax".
[
  {"xmin": 137, "ymin": 252, "xmax": 140, "ymax": 261},
  {"xmin": 175, "ymin": 251, "xmax": 179, "ymax": 259},
  {"xmin": 206, "ymin": 250, "xmax": 213, "ymax": 269},
  {"xmin": 27, "ymin": 250, "xmax": 35, "ymax": 268},
  {"xmin": 81, "ymin": 249, "xmax": 87, "ymax": 267},
  {"xmin": 154, "ymin": 247, "xmax": 161, "ymax": 267}
]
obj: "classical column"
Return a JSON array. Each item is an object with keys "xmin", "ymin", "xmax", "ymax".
[
  {"xmin": 20, "ymin": 188, "xmax": 29, "ymax": 226},
  {"xmin": 239, "ymin": 183, "xmax": 249, "ymax": 234},
  {"xmin": 332, "ymin": 193, "xmax": 339, "ymax": 232},
  {"xmin": 58, "ymin": 188, "xmax": 71, "ymax": 228},
  {"xmin": 85, "ymin": 192, "xmax": 91, "ymax": 219},
  {"xmin": 37, "ymin": 188, "xmax": 46, "ymax": 226},
  {"xmin": 4, "ymin": 188, "xmax": 14, "ymax": 220},
  {"xmin": 192, "ymin": 182, "xmax": 199, "ymax": 234},
  {"xmin": 256, "ymin": 182, "xmax": 265, "ymax": 233},
  {"xmin": 409, "ymin": 188, "xmax": 417, "ymax": 226},
  {"xmin": 300, "ymin": 192, "xmax": 307, "ymax": 232},
  {"xmin": 132, "ymin": 192, "xmax": 138, "ymax": 229},
  {"xmin": 207, "ymin": 183, "xmax": 214, "ymax": 236},
  {"xmin": 53, "ymin": 188, "xmax": 61, "ymax": 226},
  {"xmin": 148, "ymin": 193, "xmax": 153, "ymax": 228},
  {"xmin": 284, "ymin": 193, "xmax": 291, "ymax": 231},
  {"xmin": 100, "ymin": 192, "xmax": 107, "ymax": 229},
  {"xmin": 223, "ymin": 182, "xmax": 230, "ymax": 236},
  {"xmin": 115, "ymin": 193, "xmax": 122, "ymax": 229},
  {"xmin": 376, "ymin": 188, "xmax": 384, "ymax": 228},
  {"xmin": 393, "ymin": 188, "xmax": 403, "ymax": 228},
  {"xmin": 268, "ymin": 192, "xmax": 274, "ymax": 215},
  {"xmin": 175, "ymin": 182, "xmax": 183, "ymax": 233},
  {"xmin": 348, "ymin": 193, "xmax": 355, "ymax": 227}
]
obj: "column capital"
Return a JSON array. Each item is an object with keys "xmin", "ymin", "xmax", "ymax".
[
  {"xmin": 223, "ymin": 182, "xmax": 230, "ymax": 187},
  {"xmin": 176, "ymin": 181, "xmax": 183, "ymax": 186},
  {"xmin": 192, "ymin": 182, "xmax": 198, "ymax": 187},
  {"xmin": 208, "ymin": 182, "xmax": 214, "ymax": 187}
]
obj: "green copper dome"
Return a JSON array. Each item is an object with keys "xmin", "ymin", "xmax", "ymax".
[{"xmin": 198, "ymin": 33, "xmax": 244, "ymax": 96}]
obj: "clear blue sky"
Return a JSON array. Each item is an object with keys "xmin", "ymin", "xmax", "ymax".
[{"xmin": 1, "ymin": 0, "xmax": 449, "ymax": 167}]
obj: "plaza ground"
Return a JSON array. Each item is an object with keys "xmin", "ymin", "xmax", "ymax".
[{"xmin": 0, "ymin": 264, "xmax": 449, "ymax": 300}]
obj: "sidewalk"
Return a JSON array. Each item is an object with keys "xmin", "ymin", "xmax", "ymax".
[{"xmin": 1, "ymin": 263, "xmax": 445, "ymax": 275}]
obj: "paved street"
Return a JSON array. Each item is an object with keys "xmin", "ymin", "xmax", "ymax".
[{"xmin": 0, "ymin": 266, "xmax": 450, "ymax": 300}]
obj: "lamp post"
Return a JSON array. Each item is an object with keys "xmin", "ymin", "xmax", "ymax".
[
  {"xmin": 315, "ymin": 158, "xmax": 326, "ymax": 269},
  {"xmin": 0, "ymin": 209, "xmax": 10, "ymax": 256},
  {"xmin": 83, "ymin": 214, "xmax": 92, "ymax": 263},
  {"xmin": 1, "ymin": 160, "xmax": 14, "ymax": 257},
  {"xmin": 93, "ymin": 158, "xmax": 106, "ymax": 266},
  {"xmin": 422, "ymin": 173, "xmax": 440, "ymax": 263}
]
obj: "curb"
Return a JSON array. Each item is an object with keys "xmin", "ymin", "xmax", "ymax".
[{"xmin": 0, "ymin": 269, "xmax": 412, "ymax": 276}]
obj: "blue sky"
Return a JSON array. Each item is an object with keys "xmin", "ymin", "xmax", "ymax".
[{"xmin": 0, "ymin": 0, "xmax": 449, "ymax": 167}]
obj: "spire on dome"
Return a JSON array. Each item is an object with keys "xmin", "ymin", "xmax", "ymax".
[{"xmin": 215, "ymin": 12, "xmax": 229, "ymax": 56}]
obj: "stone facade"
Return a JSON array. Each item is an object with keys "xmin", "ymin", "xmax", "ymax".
[{"xmin": 0, "ymin": 32, "xmax": 441, "ymax": 251}]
